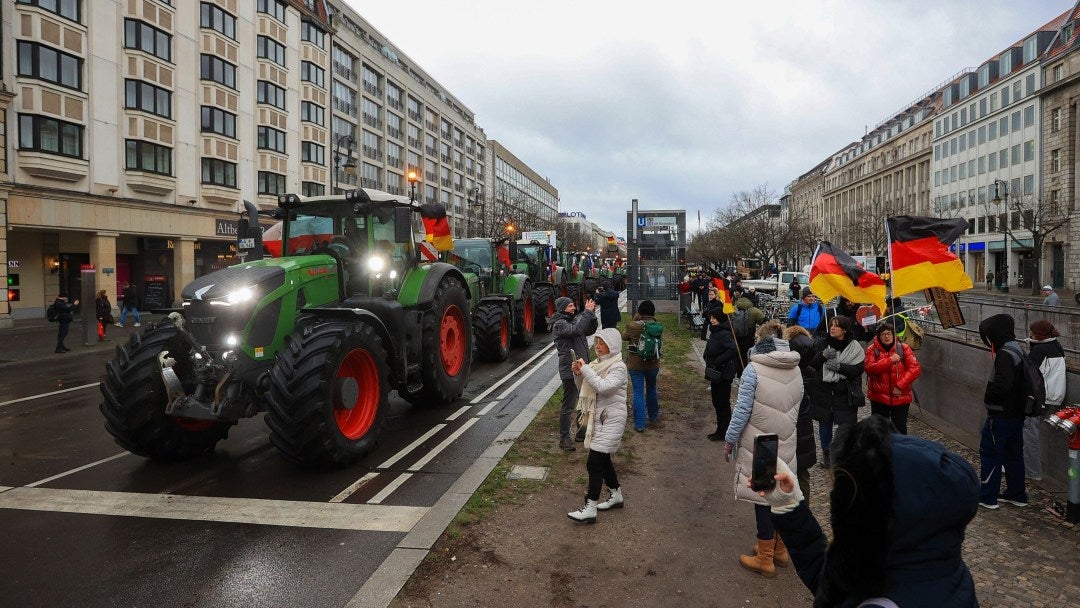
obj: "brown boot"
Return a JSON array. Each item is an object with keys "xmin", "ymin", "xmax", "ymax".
[
  {"xmin": 773, "ymin": 533, "xmax": 790, "ymax": 568},
  {"xmin": 738, "ymin": 537, "xmax": 776, "ymax": 578}
]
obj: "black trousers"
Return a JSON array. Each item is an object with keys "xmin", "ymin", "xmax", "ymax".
[
  {"xmin": 586, "ymin": 449, "xmax": 619, "ymax": 500},
  {"xmin": 56, "ymin": 321, "xmax": 71, "ymax": 349},
  {"xmin": 870, "ymin": 401, "xmax": 910, "ymax": 435},
  {"xmin": 559, "ymin": 377, "xmax": 578, "ymax": 440},
  {"xmin": 710, "ymin": 378, "xmax": 733, "ymax": 435}
]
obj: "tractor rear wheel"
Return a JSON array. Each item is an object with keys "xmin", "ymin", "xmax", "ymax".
[
  {"xmin": 265, "ymin": 320, "xmax": 389, "ymax": 466},
  {"xmin": 474, "ymin": 301, "xmax": 510, "ymax": 362},
  {"xmin": 532, "ymin": 284, "xmax": 554, "ymax": 333},
  {"xmin": 512, "ymin": 283, "xmax": 535, "ymax": 347},
  {"xmin": 99, "ymin": 321, "xmax": 234, "ymax": 460},
  {"xmin": 403, "ymin": 277, "xmax": 472, "ymax": 406}
]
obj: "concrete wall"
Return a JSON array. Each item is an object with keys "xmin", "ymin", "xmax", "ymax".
[{"xmin": 916, "ymin": 331, "xmax": 1074, "ymax": 486}]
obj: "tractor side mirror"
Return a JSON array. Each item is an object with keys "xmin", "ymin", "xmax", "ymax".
[
  {"xmin": 507, "ymin": 240, "xmax": 517, "ymax": 262},
  {"xmin": 394, "ymin": 207, "xmax": 412, "ymax": 243}
]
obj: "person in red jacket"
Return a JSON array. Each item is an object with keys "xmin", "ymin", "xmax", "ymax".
[{"xmin": 864, "ymin": 323, "xmax": 921, "ymax": 434}]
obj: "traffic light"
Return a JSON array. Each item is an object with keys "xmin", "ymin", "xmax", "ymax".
[
  {"xmin": 7, "ymin": 274, "xmax": 18, "ymax": 287},
  {"xmin": 7, "ymin": 288, "xmax": 19, "ymax": 302}
]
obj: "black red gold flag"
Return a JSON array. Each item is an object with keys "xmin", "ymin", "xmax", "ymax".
[
  {"xmin": 808, "ymin": 241, "xmax": 887, "ymax": 312},
  {"xmin": 886, "ymin": 216, "xmax": 973, "ymax": 296}
]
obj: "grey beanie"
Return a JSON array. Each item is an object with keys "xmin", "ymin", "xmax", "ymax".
[
  {"xmin": 555, "ymin": 296, "xmax": 573, "ymax": 312},
  {"xmin": 800, "ymin": 287, "xmax": 812, "ymax": 299}
]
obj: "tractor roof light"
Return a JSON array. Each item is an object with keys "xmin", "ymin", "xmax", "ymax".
[{"xmin": 367, "ymin": 255, "xmax": 387, "ymax": 273}]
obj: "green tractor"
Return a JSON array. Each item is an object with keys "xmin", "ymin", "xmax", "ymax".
[
  {"xmin": 559, "ymin": 251, "xmax": 590, "ymax": 310},
  {"xmin": 447, "ymin": 237, "xmax": 535, "ymax": 362},
  {"xmin": 512, "ymin": 240, "xmax": 565, "ymax": 333},
  {"xmin": 99, "ymin": 190, "xmax": 473, "ymax": 467}
]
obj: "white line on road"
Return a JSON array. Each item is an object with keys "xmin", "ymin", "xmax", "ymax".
[
  {"xmin": 26, "ymin": 452, "xmax": 130, "ymax": 488},
  {"xmin": 476, "ymin": 401, "xmax": 500, "ymax": 416},
  {"xmin": 444, "ymin": 405, "xmax": 471, "ymax": 421},
  {"xmin": 407, "ymin": 417, "xmax": 478, "ymax": 472},
  {"xmin": 367, "ymin": 473, "xmax": 413, "ymax": 505},
  {"xmin": 469, "ymin": 342, "xmax": 555, "ymax": 404},
  {"xmin": 376, "ymin": 424, "xmax": 445, "ymax": 470},
  {"xmin": 0, "ymin": 382, "xmax": 100, "ymax": 410},
  {"xmin": 0, "ymin": 486, "xmax": 428, "ymax": 532},
  {"xmin": 497, "ymin": 353, "xmax": 555, "ymax": 400},
  {"xmin": 329, "ymin": 472, "xmax": 379, "ymax": 503}
]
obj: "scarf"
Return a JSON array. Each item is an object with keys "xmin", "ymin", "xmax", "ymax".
[
  {"xmin": 578, "ymin": 353, "xmax": 621, "ymax": 449},
  {"xmin": 823, "ymin": 339, "xmax": 863, "ymax": 383}
]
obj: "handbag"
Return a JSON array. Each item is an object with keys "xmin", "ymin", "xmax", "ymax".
[
  {"xmin": 97, "ymin": 321, "xmax": 106, "ymax": 340},
  {"xmin": 704, "ymin": 366, "xmax": 724, "ymax": 382}
]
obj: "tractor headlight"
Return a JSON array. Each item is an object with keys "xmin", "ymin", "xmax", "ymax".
[
  {"xmin": 225, "ymin": 334, "xmax": 239, "ymax": 347},
  {"xmin": 226, "ymin": 287, "xmax": 254, "ymax": 305},
  {"xmin": 367, "ymin": 255, "xmax": 387, "ymax": 272},
  {"xmin": 389, "ymin": 269, "xmax": 398, "ymax": 279}
]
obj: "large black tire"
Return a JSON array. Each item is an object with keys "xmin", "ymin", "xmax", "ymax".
[
  {"xmin": 265, "ymin": 320, "xmax": 390, "ymax": 467},
  {"xmin": 403, "ymin": 278, "xmax": 472, "ymax": 406},
  {"xmin": 512, "ymin": 282, "xmax": 535, "ymax": 347},
  {"xmin": 99, "ymin": 321, "xmax": 234, "ymax": 460},
  {"xmin": 532, "ymin": 284, "xmax": 554, "ymax": 333},
  {"xmin": 474, "ymin": 301, "xmax": 510, "ymax": 362}
]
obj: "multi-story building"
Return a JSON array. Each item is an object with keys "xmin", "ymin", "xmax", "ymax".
[
  {"xmin": 483, "ymin": 140, "xmax": 558, "ymax": 238},
  {"xmin": 0, "ymin": 0, "xmax": 559, "ymax": 322},
  {"xmin": 930, "ymin": 13, "xmax": 1065, "ymax": 289},
  {"xmin": 784, "ymin": 157, "xmax": 831, "ymax": 268}
]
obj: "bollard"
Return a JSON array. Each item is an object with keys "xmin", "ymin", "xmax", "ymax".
[{"xmin": 1044, "ymin": 407, "xmax": 1080, "ymax": 523}]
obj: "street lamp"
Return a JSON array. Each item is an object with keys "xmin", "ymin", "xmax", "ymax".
[
  {"xmin": 467, "ymin": 187, "xmax": 484, "ymax": 237},
  {"xmin": 407, "ymin": 170, "xmax": 419, "ymax": 203},
  {"xmin": 333, "ymin": 135, "xmax": 357, "ymax": 193},
  {"xmin": 990, "ymin": 179, "xmax": 1009, "ymax": 291}
]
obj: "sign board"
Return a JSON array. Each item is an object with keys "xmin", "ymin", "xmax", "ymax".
[
  {"xmin": 216, "ymin": 219, "xmax": 239, "ymax": 237},
  {"xmin": 143, "ymin": 276, "xmax": 170, "ymax": 309},
  {"xmin": 923, "ymin": 287, "xmax": 965, "ymax": 329},
  {"xmin": 520, "ymin": 230, "xmax": 556, "ymax": 247},
  {"xmin": 418, "ymin": 241, "xmax": 439, "ymax": 262},
  {"xmin": 7, "ymin": 260, "xmax": 18, "ymax": 269},
  {"xmin": 80, "ymin": 264, "xmax": 95, "ymax": 271},
  {"xmin": 238, "ymin": 238, "xmax": 256, "ymax": 250}
]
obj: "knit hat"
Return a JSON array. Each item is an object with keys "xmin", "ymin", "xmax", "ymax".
[
  {"xmin": 555, "ymin": 296, "xmax": 573, "ymax": 312},
  {"xmin": 1029, "ymin": 319, "xmax": 1060, "ymax": 340},
  {"xmin": 638, "ymin": 300, "xmax": 655, "ymax": 316},
  {"xmin": 800, "ymin": 287, "xmax": 812, "ymax": 299},
  {"xmin": 1041, "ymin": 285, "xmax": 1053, "ymax": 292}
]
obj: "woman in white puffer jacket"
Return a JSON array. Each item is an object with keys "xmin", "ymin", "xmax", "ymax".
[{"xmin": 567, "ymin": 327, "xmax": 629, "ymax": 524}]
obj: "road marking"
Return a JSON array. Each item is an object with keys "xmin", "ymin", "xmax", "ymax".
[
  {"xmin": 0, "ymin": 487, "xmax": 428, "ymax": 532},
  {"xmin": 444, "ymin": 405, "xmax": 471, "ymax": 421},
  {"xmin": 329, "ymin": 472, "xmax": 379, "ymax": 503},
  {"xmin": 469, "ymin": 342, "xmax": 555, "ymax": 404},
  {"xmin": 476, "ymin": 400, "xmax": 500, "ymax": 416},
  {"xmin": 376, "ymin": 424, "xmax": 445, "ymax": 470},
  {"xmin": 497, "ymin": 353, "xmax": 555, "ymax": 400},
  {"xmin": 0, "ymin": 383, "xmax": 100, "ymax": 410},
  {"xmin": 25, "ymin": 452, "xmax": 130, "ymax": 488},
  {"xmin": 408, "ymin": 417, "xmax": 478, "ymax": 472},
  {"xmin": 367, "ymin": 473, "xmax": 413, "ymax": 505}
]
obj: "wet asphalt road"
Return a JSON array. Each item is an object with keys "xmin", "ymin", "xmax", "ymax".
[{"xmin": 0, "ymin": 334, "xmax": 559, "ymax": 607}]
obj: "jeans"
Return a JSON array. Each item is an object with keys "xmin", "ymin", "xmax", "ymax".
[
  {"xmin": 817, "ymin": 413, "xmax": 834, "ymax": 451},
  {"xmin": 559, "ymin": 377, "xmax": 578, "ymax": 440},
  {"xmin": 754, "ymin": 503, "xmax": 775, "ymax": 540},
  {"xmin": 118, "ymin": 305, "xmax": 140, "ymax": 325},
  {"xmin": 979, "ymin": 416, "xmax": 1028, "ymax": 505},
  {"xmin": 629, "ymin": 368, "xmax": 659, "ymax": 430},
  {"xmin": 586, "ymin": 449, "xmax": 619, "ymax": 500},
  {"xmin": 1022, "ymin": 416, "xmax": 1043, "ymax": 479},
  {"xmin": 870, "ymin": 401, "xmax": 910, "ymax": 435}
]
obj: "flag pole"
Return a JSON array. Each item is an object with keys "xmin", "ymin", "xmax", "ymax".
[{"xmin": 884, "ymin": 218, "xmax": 895, "ymax": 314}]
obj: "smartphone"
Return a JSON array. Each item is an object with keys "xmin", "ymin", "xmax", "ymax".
[
  {"xmin": 750, "ymin": 433, "xmax": 780, "ymax": 492},
  {"xmin": 569, "ymin": 348, "xmax": 579, "ymax": 362}
]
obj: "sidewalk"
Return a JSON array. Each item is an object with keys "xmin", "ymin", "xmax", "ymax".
[{"xmin": 0, "ymin": 313, "xmax": 165, "ymax": 367}]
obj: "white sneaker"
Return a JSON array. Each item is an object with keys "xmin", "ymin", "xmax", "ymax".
[
  {"xmin": 134, "ymin": 322, "xmax": 141, "ymax": 327},
  {"xmin": 567, "ymin": 498, "xmax": 597, "ymax": 523},
  {"xmin": 596, "ymin": 487, "xmax": 624, "ymax": 511},
  {"xmin": 114, "ymin": 323, "xmax": 123, "ymax": 328}
]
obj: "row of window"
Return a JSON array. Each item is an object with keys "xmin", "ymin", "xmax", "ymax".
[
  {"xmin": 934, "ymin": 141, "xmax": 1036, "ymax": 186},
  {"xmin": 937, "ymin": 75, "xmax": 1037, "ymax": 137},
  {"xmin": 934, "ymin": 106, "xmax": 1036, "ymax": 161},
  {"xmin": 16, "ymin": 0, "xmax": 80, "ymax": 23}
]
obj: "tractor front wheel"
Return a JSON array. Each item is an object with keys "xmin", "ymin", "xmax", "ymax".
[
  {"xmin": 266, "ymin": 320, "xmax": 389, "ymax": 466},
  {"xmin": 512, "ymin": 283, "xmax": 535, "ymax": 347},
  {"xmin": 403, "ymin": 277, "xmax": 472, "ymax": 406},
  {"xmin": 532, "ymin": 284, "xmax": 554, "ymax": 333},
  {"xmin": 475, "ymin": 301, "xmax": 510, "ymax": 362}
]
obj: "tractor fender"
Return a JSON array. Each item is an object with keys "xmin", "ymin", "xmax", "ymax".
[
  {"xmin": 500, "ymin": 274, "xmax": 530, "ymax": 300},
  {"xmin": 398, "ymin": 262, "xmax": 470, "ymax": 310},
  {"xmin": 298, "ymin": 305, "xmax": 406, "ymax": 382}
]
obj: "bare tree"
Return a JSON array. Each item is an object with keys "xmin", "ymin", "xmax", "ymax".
[
  {"xmin": 720, "ymin": 184, "xmax": 794, "ymax": 269},
  {"xmin": 556, "ymin": 217, "xmax": 593, "ymax": 252},
  {"xmin": 982, "ymin": 185, "xmax": 1074, "ymax": 295},
  {"xmin": 850, "ymin": 193, "xmax": 907, "ymax": 257}
]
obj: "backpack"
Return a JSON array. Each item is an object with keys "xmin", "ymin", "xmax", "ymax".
[
  {"xmin": 634, "ymin": 320, "xmax": 664, "ymax": 361},
  {"xmin": 46, "ymin": 304, "xmax": 59, "ymax": 322},
  {"xmin": 900, "ymin": 318, "xmax": 924, "ymax": 351},
  {"xmin": 730, "ymin": 309, "xmax": 751, "ymax": 339},
  {"xmin": 1002, "ymin": 343, "xmax": 1047, "ymax": 417}
]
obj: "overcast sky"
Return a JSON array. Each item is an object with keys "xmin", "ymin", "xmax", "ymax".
[{"xmin": 345, "ymin": 0, "xmax": 1072, "ymax": 239}]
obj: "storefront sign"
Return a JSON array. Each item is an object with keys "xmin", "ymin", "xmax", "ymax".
[
  {"xmin": 216, "ymin": 219, "xmax": 239, "ymax": 237},
  {"xmin": 637, "ymin": 216, "xmax": 678, "ymax": 227},
  {"xmin": 7, "ymin": 260, "xmax": 19, "ymax": 269}
]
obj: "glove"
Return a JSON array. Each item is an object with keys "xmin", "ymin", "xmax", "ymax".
[
  {"xmin": 824, "ymin": 359, "xmax": 841, "ymax": 372},
  {"xmin": 723, "ymin": 441, "xmax": 734, "ymax": 462},
  {"xmin": 822, "ymin": 346, "xmax": 838, "ymax": 360}
]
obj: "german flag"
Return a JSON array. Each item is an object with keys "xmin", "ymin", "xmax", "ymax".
[
  {"xmin": 809, "ymin": 242, "xmax": 886, "ymax": 313},
  {"xmin": 886, "ymin": 216, "xmax": 973, "ymax": 296},
  {"xmin": 711, "ymin": 278, "xmax": 735, "ymax": 314},
  {"xmin": 420, "ymin": 203, "xmax": 454, "ymax": 251},
  {"xmin": 496, "ymin": 243, "xmax": 511, "ymax": 268}
]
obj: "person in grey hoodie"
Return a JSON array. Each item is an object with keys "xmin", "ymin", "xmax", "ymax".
[{"xmin": 552, "ymin": 296, "xmax": 597, "ymax": 451}]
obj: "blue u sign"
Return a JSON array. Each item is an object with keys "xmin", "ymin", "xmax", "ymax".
[{"xmin": 637, "ymin": 217, "xmax": 648, "ymax": 227}]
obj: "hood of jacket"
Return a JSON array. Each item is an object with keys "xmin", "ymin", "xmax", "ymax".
[
  {"xmin": 749, "ymin": 339, "xmax": 799, "ymax": 370},
  {"xmin": 736, "ymin": 297, "xmax": 752, "ymax": 311},
  {"xmin": 979, "ymin": 313, "xmax": 1015, "ymax": 350},
  {"xmin": 594, "ymin": 327, "xmax": 623, "ymax": 360}
]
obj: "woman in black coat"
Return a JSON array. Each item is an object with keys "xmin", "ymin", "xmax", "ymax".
[
  {"xmin": 702, "ymin": 308, "xmax": 738, "ymax": 441},
  {"xmin": 807, "ymin": 315, "xmax": 865, "ymax": 466},
  {"xmin": 783, "ymin": 324, "xmax": 817, "ymax": 501},
  {"xmin": 699, "ymin": 285, "xmax": 724, "ymax": 340}
]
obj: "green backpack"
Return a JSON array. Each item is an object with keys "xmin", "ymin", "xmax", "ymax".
[{"xmin": 634, "ymin": 320, "xmax": 664, "ymax": 361}]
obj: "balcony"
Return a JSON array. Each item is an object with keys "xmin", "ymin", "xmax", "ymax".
[
  {"xmin": 387, "ymin": 127, "xmax": 403, "ymax": 140},
  {"xmin": 426, "ymin": 121, "xmax": 439, "ymax": 132},
  {"xmin": 361, "ymin": 177, "xmax": 381, "ymax": 189},
  {"xmin": 387, "ymin": 156, "xmax": 402, "ymax": 168},
  {"xmin": 425, "ymin": 171, "xmax": 437, "ymax": 181},
  {"xmin": 19, "ymin": 152, "xmax": 89, "ymax": 182},
  {"xmin": 333, "ymin": 65, "xmax": 354, "ymax": 80},
  {"xmin": 440, "ymin": 154, "xmax": 452, "ymax": 163},
  {"xmin": 453, "ymin": 139, "xmax": 463, "ymax": 148},
  {"xmin": 362, "ymin": 82, "xmax": 383, "ymax": 97},
  {"xmin": 362, "ymin": 114, "xmax": 383, "ymax": 129},
  {"xmin": 425, "ymin": 146, "xmax": 437, "ymax": 155},
  {"xmin": 126, "ymin": 171, "xmax": 176, "ymax": 196},
  {"xmin": 440, "ymin": 178, "xmax": 452, "ymax": 187},
  {"xmin": 408, "ymin": 110, "xmax": 422, "ymax": 121},
  {"xmin": 454, "ymin": 161, "xmax": 463, "ymax": 170},
  {"xmin": 387, "ymin": 185, "xmax": 404, "ymax": 196},
  {"xmin": 362, "ymin": 146, "xmax": 383, "ymax": 162},
  {"xmin": 388, "ymin": 99, "xmax": 403, "ymax": 111}
]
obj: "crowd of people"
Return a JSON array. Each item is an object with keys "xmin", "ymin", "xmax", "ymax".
[{"xmin": 549, "ymin": 275, "xmax": 1066, "ymax": 606}]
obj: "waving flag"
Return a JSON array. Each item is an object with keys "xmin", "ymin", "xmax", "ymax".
[
  {"xmin": 711, "ymin": 277, "xmax": 736, "ymax": 314},
  {"xmin": 420, "ymin": 203, "xmax": 453, "ymax": 251},
  {"xmin": 496, "ymin": 243, "xmax": 511, "ymax": 268},
  {"xmin": 809, "ymin": 242, "xmax": 887, "ymax": 313},
  {"xmin": 886, "ymin": 216, "xmax": 973, "ymax": 296}
]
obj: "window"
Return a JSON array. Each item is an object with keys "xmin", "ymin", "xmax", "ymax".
[
  {"xmin": 1011, "ymin": 111, "xmax": 1021, "ymax": 131},
  {"xmin": 201, "ymin": 158, "xmax": 237, "ymax": 187},
  {"xmin": 1023, "ymin": 140, "xmax": 1034, "ymax": 162},
  {"xmin": 18, "ymin": 114, "xmax": 83, "ymax": 157},
  {"xmin": 125, "ymin": 80, "xmax": 172, "ymax": 119},
  {"xmin": 978, "ymin": 125, "xmax": 986, "ymax": 144},
  {"xmin": 1052, "ymin": 107, "xmax": 1063, "ymax": 132},
  {"xmin": 301, "ymin": 61, "xmax": 325, "ymax": 88},
  {"xmin": 125, "ymin": 139, "xmax": 172, "ymax": 175},
  {"xmin": 989, "ymin": 152, "xmax": 997, "ymax": 171},
  {"xmin": 968, "ymin": 131, "xmax": 976, "ymax": 148},
  {"xmin": 1053, "ymin": 64, "xmax": 1064, "ymax": 82},
  {"xmin": 302, "ymin": 141, "xmax": 324, "ymax": 165},
  {"xmin": 1052, "ymin": 148, "xmax": 1061, "ymax": 172},
  {"xmin": 200, "ymin": 2, "xmax": 236, "ymax": 39},
  {"xmin": 950, "ymin": 138, "xmax": 957, "ymax": 155},
  {"xmin": 301, "ymin": 21, "xmax": 325, "ymax": 48},
  {"xmin": 999, "ymin": 149, "xmax": 1008, "ymax": 168},
  {"xmin": 17, "ymin": 41, "xmax": 81, "ymax": 90},
  {"xmin": 1023, "ymin": 105, "xmax": 1034, "ymax": 128},
  {"xmin": 1001, "ymin": 85, "xmax": 1010, "ymax": 106},
  {"xmin": 950, "ymin": 166, "xmax": 957, "ymax": 182},
  {"xmin": 989, "ymin": 121, "xmax": 997, "ymax": 140},
  {"xmin": 933, "ymin": 144, "xmax": 940, "ymax": 160},
  {"xmin": 1013, "ymin": 81, "xmax": 1022, "ymax": 101},
  {"xmin": 980, "ymin": 98, "xmax": 987, "ymax": 117},
  {"xmin": 999, "ymin": 116, "xmax": 1008, "ymax": 136},
  {"xmin": 968, "ymin": 159, "xmax": 976, "ymax": 176},
  {"xmin": 15, "ymin": 0, "xmax": 79, "ymax": 22},
  {"xmin": 1023, "ymin": 175, "xmax": 1035, "ymax": 196},
  {"xmin": 257, "ymin": 126, "xmax": 286, "ymax": 153},
  {"xmin": 258, "ymin": 171, "xmax": 286, "ymax": 195},
  {"xmin": 302, "ymin": 181, "xmax": 325, "ymax": 197},
  {"xmin": 200, "ymin": 54, "xmax": 236, "ymax": 88},
  {"xmin": 201, "ymin": 106, "xmax": 236, "ymax": 138},
  {"xmin": 990, "ymin": 92, "xmax": 999, "ymax": 112},
  {"xmin": 1026, "ymin": 73, "xmax": 1036, "ymax": 96},
  {"xmin": 978, "ymin": 156, "xmax": 986, "ymax": 174},
  {"xmin": 1023, "ymin": 35, "xmax": 1038, "ymax": 63},
  {"xmin": 124, "ymin": 19, "xmax": 171, "ymax": 62},
  {"xmin": 257, "ymin": 0, "xmax": 286, "ymax": 22},
  {"xmin": 959, "ymin": 163, "xmax": 966, "ymax": 179},
  {"xmin": 934, "ymin": 170, "xmax": 940, "ymax": 186},
  {"xmin": 257, "ymin": 35, "xmax": 285, "ymax": 67},
  {"xmin": 258, "ymin": 80, "xmax": 286, "ymax": 109},
  {"xmin": 301, "ymin": 101, "xmax": 324, "ymax": 126},
  {"xmin": 959, "ymin": 135, "xmax": 966, "ymax": 152},
  {"xmin": 1010, "ymin": 145, "xmax": 1021, "ymax": 165}
]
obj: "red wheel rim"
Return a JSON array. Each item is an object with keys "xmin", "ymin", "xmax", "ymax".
[
  {"xmin": 439, "ymin": 304, "xmax": 466, "ymax": 376},
  {"xmin": 334, "ymin": 348, "xmax": 380, "ymax": 439},
  {"xmin": 547, "ymin": 295, "xmax": 555, "ymax": 316},
  {"xmin": 523, "ymin": 296, "xmax": 534, "ymax": 333},
  {"xmin": 500, "ymin": 315, "xmax": 509, "ymax": 347}
]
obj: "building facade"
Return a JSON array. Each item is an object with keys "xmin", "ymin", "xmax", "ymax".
[{"xmin": 482, "ymin": 140, "xmax": 558, "ymax": 238}]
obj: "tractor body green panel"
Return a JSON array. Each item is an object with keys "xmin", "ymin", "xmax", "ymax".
[
  {"xmin": 499, "ymin": 273, "xmax": 528, "ymax": 299},
  {"xmin": 396, "ymin": 263, "xmax": 432, "ymax": 307}
]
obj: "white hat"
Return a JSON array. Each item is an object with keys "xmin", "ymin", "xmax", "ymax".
[{"xmin": 1042, "ymin": 285, "xmax": 1053, "ymax": 291}]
